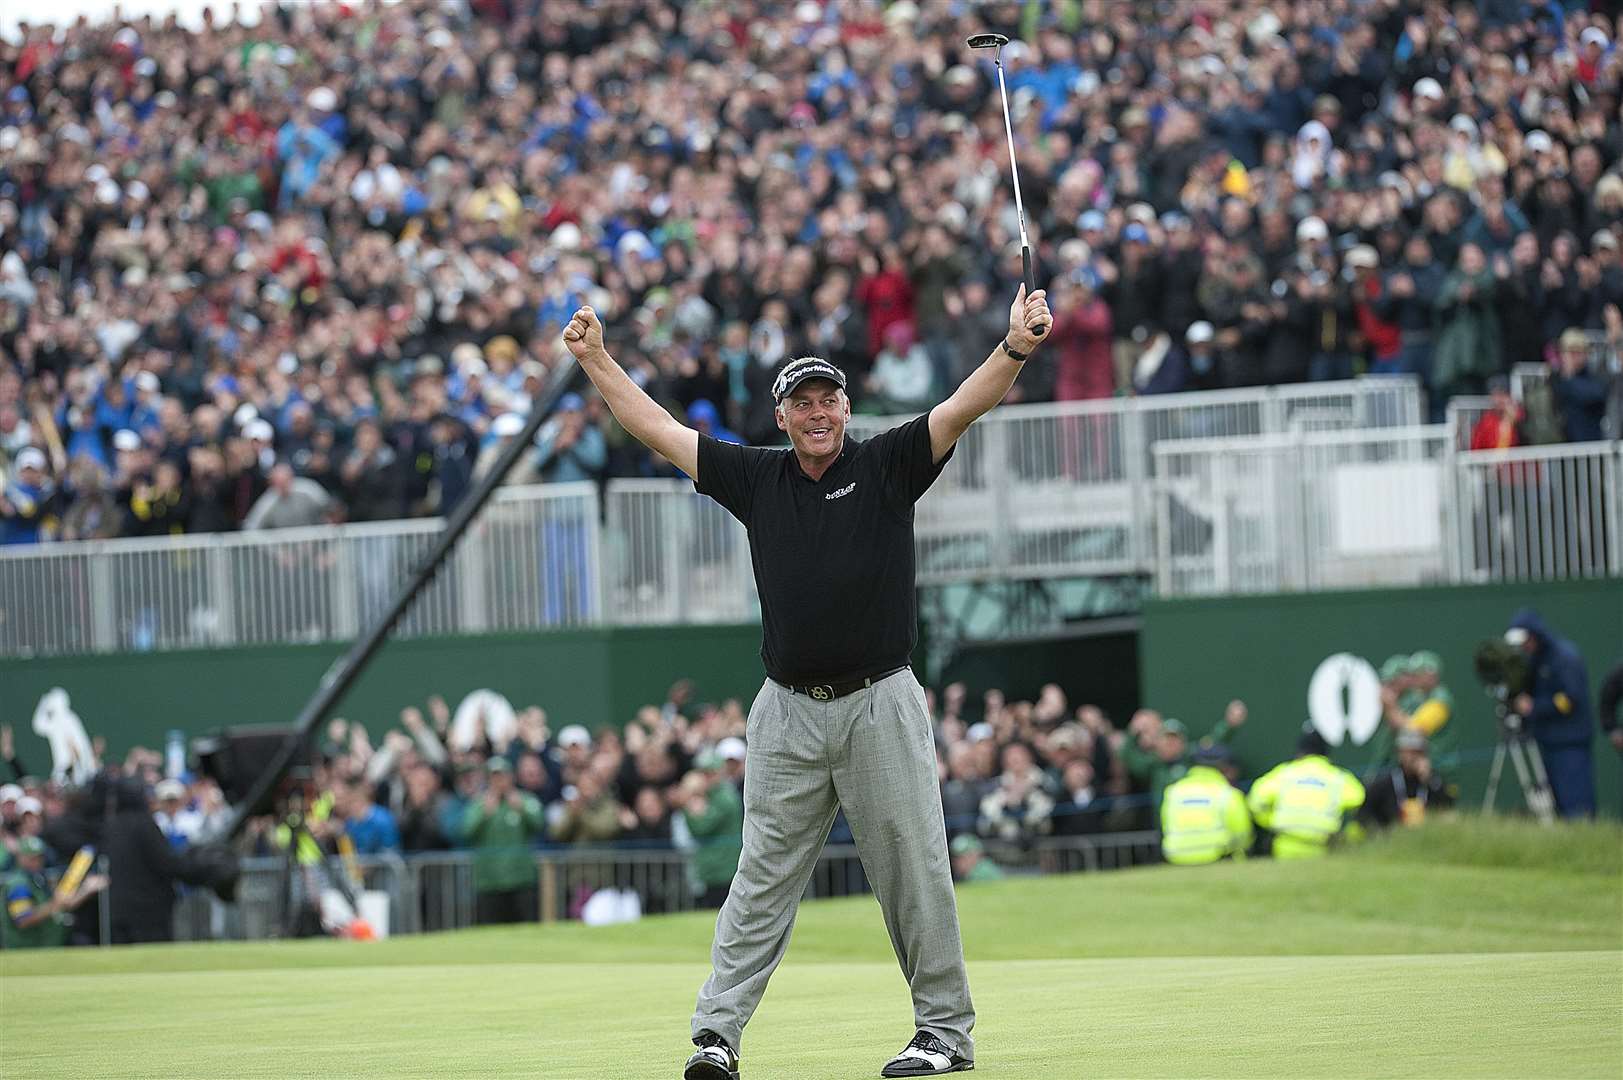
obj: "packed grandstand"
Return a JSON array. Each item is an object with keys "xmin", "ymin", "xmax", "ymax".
[{"xmin": 1, "ymin": 0, "xmax": 1620, "ymax": 546}]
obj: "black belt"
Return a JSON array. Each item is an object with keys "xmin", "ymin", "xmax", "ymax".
[{"xmin": 776, "ymin": 665, "xmax": 908, "ymax": 701}]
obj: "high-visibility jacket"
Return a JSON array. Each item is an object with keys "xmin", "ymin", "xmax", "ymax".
[
  {"xmin": 1160, "ymin": 766, "xmax": 1253, "ymax": 865},
  {"xmin": 1247, "ymin": 755, "xmax": 1364, "ymax": 860}
]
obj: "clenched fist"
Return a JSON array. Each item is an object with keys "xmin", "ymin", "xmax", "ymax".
[
  {"xmin": 1007, "ymin": 285, "xmax": 1052, "ymax": 354},
  {"xmin": 562, "ymin": 305, "xmax": 606, "ymax": 360}
]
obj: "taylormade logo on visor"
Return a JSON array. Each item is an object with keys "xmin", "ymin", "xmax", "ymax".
[{"xmin": 773, "ymin": 358, "xmax": 846, "ymax": 400}]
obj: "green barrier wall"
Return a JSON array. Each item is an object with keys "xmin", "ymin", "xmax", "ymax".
[
  {"xmin": 1142, "ymin": 579, "xmax": 1623, "ymax": 816},
  {"xmin": 1, "ymin": 624, "xmax": 764, "ymax": 768}
]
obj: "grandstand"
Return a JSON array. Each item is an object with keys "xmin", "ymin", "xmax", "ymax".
[{"xmin": 1, "ymin": 1, "xmax": 1620, "ymax": 1077}]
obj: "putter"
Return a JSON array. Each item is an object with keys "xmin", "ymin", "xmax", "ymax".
[{"xmin": 967, "ymin": 31, "xmax": 1044, "ymax": 335}]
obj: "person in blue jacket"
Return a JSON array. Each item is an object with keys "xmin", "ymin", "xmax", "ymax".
[{"xmin": 1506, "ymin": 608, "xmax": 1597, "ymax": 818}]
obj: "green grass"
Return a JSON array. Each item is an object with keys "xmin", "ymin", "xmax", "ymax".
[{"xmin": 3, "ymin": 819, "xmax": 1620, "ymax": 1079}]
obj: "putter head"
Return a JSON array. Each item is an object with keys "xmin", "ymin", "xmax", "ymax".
[{"xmin": 966, "ymin": 32, "xmax": 1010, "ymax": 50}]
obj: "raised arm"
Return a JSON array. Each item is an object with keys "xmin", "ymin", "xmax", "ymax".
[
  {"xmin": 927, "ymin": 285, "xmax": 1052, "ymax": 464},
  {"xmin": 562, "ymin": 306, "xmax": 699, "ymax": 478}
]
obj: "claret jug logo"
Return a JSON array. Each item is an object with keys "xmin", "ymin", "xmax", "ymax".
[{"xmin": 1307, "ymin": 653, "xmax": 1382, "ymax": 746}]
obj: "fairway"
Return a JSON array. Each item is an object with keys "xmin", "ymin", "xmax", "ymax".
[{"xmin": 4, "ymin": 821, "xmax": 1621, "ymax": 1079}]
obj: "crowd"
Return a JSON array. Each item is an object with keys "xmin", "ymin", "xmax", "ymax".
[
  {"xmin": 5, "ymin": 602, "xmax": 1618, "ymax": 945},
  {"xmin": 3, "ymin": 0, "xmax": 1623, "ymax": 546}
]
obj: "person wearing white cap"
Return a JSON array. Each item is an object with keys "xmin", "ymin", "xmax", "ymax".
[
  {"xmin": 1577, "ymin": 27, "xmax": 1610, "ymax": 85},
  {"xmin": 473, "ymin": 412, "xmax": 541, "ymax": 486},
  {"xmin": 715, "ymin": 736, "xmax": 748, "ymax": 791},
  {"xmin": 2, "ymin": 447, "xmax": 51, "ymax": 546},
  {"xmin": 1412, "ymin": 77, "xmax": 1445, "ymax": 109},
  {"xmin": 1295, "ymin": 216, "xmax": 1329, "ymax": 246}
]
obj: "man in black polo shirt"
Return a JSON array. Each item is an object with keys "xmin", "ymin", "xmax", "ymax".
[{"xmin": 563, "ymin": 284, "xmax": 1051, "ymax": 1079}]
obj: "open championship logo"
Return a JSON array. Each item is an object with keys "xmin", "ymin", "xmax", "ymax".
[{"xmin": 1307, "ymin": 653, "xmax": 1382, "ymax": 747}]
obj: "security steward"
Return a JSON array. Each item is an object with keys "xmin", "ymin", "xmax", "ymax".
[
  {"xmin": 3, "ymin": 836, "xmax": 107, "ymax": 949},
  {"xmin": 563, "ymin": 284, "xmax": 1053, "ymax": 1079},
  {"xmin": 1248, "ymin": 730, "xmax": 1365, "ymax": 859},
  {"xmin": 1160, "ymin": 744, "xmax": 1253, "ymax": 865}
]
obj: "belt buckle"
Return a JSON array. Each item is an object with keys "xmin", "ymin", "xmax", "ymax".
[{"xmin": 809, "ymin": 684, "xmax": 834, "ymax": 700}]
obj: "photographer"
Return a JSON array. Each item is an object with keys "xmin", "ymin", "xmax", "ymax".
[
  {"xmin": 1360, "ymin": 732, "xmax": 1457, "ymax": 831},
  {"xmin": 1506, "ymin": 609, "xmax": 1597, "ymax": 819}
]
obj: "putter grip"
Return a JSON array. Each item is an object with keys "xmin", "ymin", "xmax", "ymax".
[{"xmin": 1022, "ymin": 245, "xmax": 1045, "ymax": 336}]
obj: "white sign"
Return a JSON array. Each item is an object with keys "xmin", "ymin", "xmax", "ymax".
[
  {"xmin": 32, "ymin": 687, "xmax": 97, "ymax": 785},
  {"xmin": 1307, "ymin": 654, "xmax": 1382, "ymax": 746}
]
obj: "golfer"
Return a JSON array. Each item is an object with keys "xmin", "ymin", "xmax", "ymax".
[{"xmin": 563, "ymin": 284, "xmax": 1051, "ymax": 1079}]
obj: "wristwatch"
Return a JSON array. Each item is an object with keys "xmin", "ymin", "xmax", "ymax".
[{"xmin": 1001, "ymin": 338, "xmax": 1029, "ymax": 362}]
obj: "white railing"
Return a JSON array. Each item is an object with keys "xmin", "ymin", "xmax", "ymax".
[
  {"xmin": 602, "ymin": 480, "xmax": 755, "ymax": 624},
  {"xmin": 1154, "ymin": 429, "xmax": 1621, "ymax": 597},
  {"xmin": 0, "ymin": 482, "xmax": 618, "ymax": 657},
  {"xmin": 17, "ymin": 376, "xmax": 1613, "ymax": 655},
  {"xmin": 848, "ymin": 377, "xmax": 1424, "ymax": 584},
  {"xmin": 1451, "ymin": 441, "xmax": 1622, "ymax": 583}
]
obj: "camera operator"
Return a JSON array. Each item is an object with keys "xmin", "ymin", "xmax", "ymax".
[{"xmin": 1505, "ymin": 609, "xmax": 1598, "ymax": 819}]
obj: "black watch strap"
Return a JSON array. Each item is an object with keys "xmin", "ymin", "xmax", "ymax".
[{"xmin": 1001, "ymin": 339, "xmax": 1029, "ymax": 362}]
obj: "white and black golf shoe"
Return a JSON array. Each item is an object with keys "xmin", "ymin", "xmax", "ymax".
[
  {"xmin": 684, "ymin": 1031, "xmax": 740, "ymax": 1080},
  {"xmin": 880, "ymin": 1029, "xmax": 973, "ymax": 1076}
]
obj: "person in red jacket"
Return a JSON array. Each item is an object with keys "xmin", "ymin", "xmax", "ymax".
[
  {"xmin": 1051, "ymin": 271, "xmax": 1116, "ymax": 402},
  {"xmin": 1469, "ymin": 375, "xmax": 1524, "ymax": 451},
  {"xmin": 855, "ymin": 242, "xmax": 917, "ymax": 359}
]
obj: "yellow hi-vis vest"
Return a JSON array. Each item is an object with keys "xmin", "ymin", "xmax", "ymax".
[
  {"xmin": 1247, "ymin": 755, "xmax": 1364, "ymax": 860},
  {"xmin": 1160, "ymin": 766, "xmax": 1254, "ymax": 865}
]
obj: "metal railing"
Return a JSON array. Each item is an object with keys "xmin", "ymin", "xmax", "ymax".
[
  {"xmin": 1451, "ymin": 441, "xmax": 1622, "ymax": 583},
  {"xmin": 168, "ymin": 832, "xmax": 1163, "ymax": 941},
  {"xmin": 1154, "ymin": 427, "xmax": 1621, "ymax": 597},
  {"xmin": 602, "ymin": 481, "xmax": 755, "ymax": 625},
  {"xmin": 847, "ymin": 378, "xmax": 1424, "ymax": 585}
]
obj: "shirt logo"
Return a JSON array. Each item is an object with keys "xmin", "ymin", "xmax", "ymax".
[{"xmin": 825, "ymin": 481, "xmax": 856, "ymax": 501}]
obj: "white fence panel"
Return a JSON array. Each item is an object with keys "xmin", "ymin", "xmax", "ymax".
[
  {"xmin": 1452, "ymin": 442, "xmax": 1621, "ymax": 583},
  {"xmin": 601, "ymin": 480, "xmax": 756, "ymax": 625}
]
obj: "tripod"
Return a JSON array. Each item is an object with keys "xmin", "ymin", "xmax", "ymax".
[{"xmin": 1481, "ymin": 705, "xmax": 1556, "ymax": 824}]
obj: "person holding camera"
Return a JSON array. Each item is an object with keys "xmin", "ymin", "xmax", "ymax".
[{"xmin": 1505, "ymin": 609, "xmax": 1597, "ymax": 819}]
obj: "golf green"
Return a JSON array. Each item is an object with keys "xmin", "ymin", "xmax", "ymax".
[{"xmin": 3, "ymin": 819, "xmax": 1619, "ymax": 1078}]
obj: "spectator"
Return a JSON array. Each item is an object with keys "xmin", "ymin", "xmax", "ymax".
[
  {"xmin": 976, "ymin": 743, "xmax": 1057, "ymax": 849},
  {"xmin": 1469, "ymin": 376, "xmax": 1525, "ymax": 451},
  {"xmin": 676, "ymin": 753, "xmax": 742, "ymax": 909},
  {"xmin": 1372, "ymin": 651, "xmax": 1459, "ymax": 779},
  {"xmin": 463, "ymin": 757, "xmax": 545, "ymax": 924},
  {"xmin": 863, "ymin": 321, "xmax": 936, "ymax": 414},
  {"xmin": 1, "ymin": 448, "xmax": 50, "ymax": 545},
  {"xmin": 533, "ymin": 394, "xmax": 607, "ymax": 484},
  {"xmin": 334, "ymin": 779, "xmax": 399, "ymax": 856},
  {"xmin": 396, "ymin": 762, "xmax": 452, "ymax": 853},
  {"xmin": 2, "ymin": 836, "xmax": 107, "ymax": 949},
  {"xmin": 1117, "ymin": 702, "xmax": 1247, "ymax": 815},
  {"xmin": 242, "ymin": 463, "xmax": 333, "ymax": 530},
  {"xmin": 1050, "ymin": 272, "xmax": 1115, "ymax": 402},
  {"xmin": 1551, "ymin": 330, "xmax": 1609, "ymax": 443},
  {"xmin": 948, "ymin": 833, "xmax": 1005, "ymax": 884},
  {"xmin": 1506, "ymin": 609, "xmax": 1597, "ymax": 819},
  {"xmin": 1360, "ymin": 732, "xmax": 1456, "ymax": 831},
  {"xmin": 1432, "ymin": 244, "xmax": 1504, "ymax": 402},
  {"xmin": 552, "ymin": 772, "xmax": 625, "ymax": 845}
]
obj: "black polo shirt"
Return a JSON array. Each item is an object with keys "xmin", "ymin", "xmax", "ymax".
[{"xmin": 696, "ymin": 414, "xmax": 953, "ymax": 685}]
